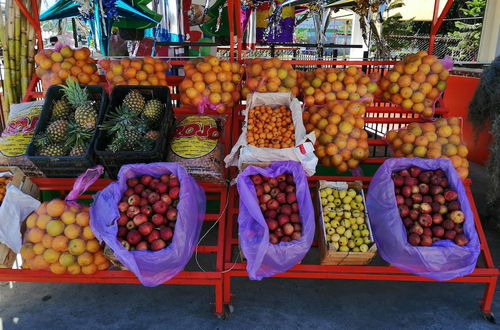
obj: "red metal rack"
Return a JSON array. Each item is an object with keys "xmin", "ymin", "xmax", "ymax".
[{"xmin": 221, "ymin": 60, "xmax": 499, "ymax": 322}]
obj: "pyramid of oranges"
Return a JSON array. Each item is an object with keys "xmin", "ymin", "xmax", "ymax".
[
  {"xmin": 241, "ymin": 58, "xmax": 298, "ymax": 100},
  {"xmin": 35, "ymin": 47, "xmax": 100, "ymax": 92},
  {"xmin": 20, "ymin": 199, "xmax": 109, "ymax": 275},
  {"xmin": 179, "ymin": 55, "xmax": 243, "ymax": 114},
  {"xmin": 377, "ymin": 51, "xmax": 450, "ymax": 118},
  {"xmin": 298, "ymin": 66, "xmax": 378, "ymax": 107},
  {"xmin": 303, "ymin": 100, "xmax": 369, "ymax": 172},
  {"xmin": 98, "ymin": 57, "xmax": 169, "ymax": 88},
  {"xmin": 385, "ymin": 117, "xmax": 469, "ymax": 179}
]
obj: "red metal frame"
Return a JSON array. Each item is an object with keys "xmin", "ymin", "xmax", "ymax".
[{"xmin": 429, "ymin": 0, "xmax": 455, "ymax": 55}]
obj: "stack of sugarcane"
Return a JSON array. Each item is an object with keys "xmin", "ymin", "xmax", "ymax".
[{"xmin": 0, "ymin": 0, "xmax": 38, "ymax": 116}]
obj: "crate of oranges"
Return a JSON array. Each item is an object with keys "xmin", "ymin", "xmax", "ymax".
[
  {"xmin": 35, "ymin": 47, "xmax": 100, "ymax": 94},
  {"xmin": 98, "ymin": 57, "xmax": 170, "ymax": 89},
  {"xmin": 224, "ymin": 92, "xmax": 317, "ymax": 175},
  {"xmin": 0, "ymin": 166, "xmax": 39, "ymax": 268}
]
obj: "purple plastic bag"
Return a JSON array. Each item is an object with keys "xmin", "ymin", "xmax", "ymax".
[
  {"xmin": 366, "ymin": 158, "xmax": 480, "ymax": 281},
  {"xmin": 237, "ymin": 161, "xmax": 315, "ymax": 280},
  {"xmin": 90, "ymin": 162, "xmax": 206, "ymax": 287}
]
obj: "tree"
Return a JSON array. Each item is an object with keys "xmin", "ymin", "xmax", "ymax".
[{"xmin": 447, "ymin": 0, "xmax": 485, "ymax": 61}]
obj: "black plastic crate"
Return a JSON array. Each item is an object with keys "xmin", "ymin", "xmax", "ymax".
[
  {"xmin": 26, "ymin": 84, "xmax": 108, "ymax": 177},
  {"xmin": 94, "ymin": 85, "xmax": 174, "ymax": 179}
]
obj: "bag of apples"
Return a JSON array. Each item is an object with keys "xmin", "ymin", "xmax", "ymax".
[
  {"xmin": 385, "ymin": 118, "xmax": 470, "ymax": 179},
  {"xmin": 377, "ymin": 51, "xmax": 453, "ymax": 119},
  {"xmin": 179, "ymin": 55, "xmax": 243, "ymax": 114},
  {"xmin": 90, "ymin": 162, "xmax": 206, "ymax": 287},
  {"xmin": 241, "ymin": 58, "xmax": 299, "ymax": 100},
  {"xmin": 366, "ymin": 158, "xmax": 480, "ymax": 281},
  {"xmin": 20, "ymin": 166, "xmax": 110, "ymax": 275},
  {"xmin": 237, "ymin": 161, "xmax": 315, "ymax": 280}
]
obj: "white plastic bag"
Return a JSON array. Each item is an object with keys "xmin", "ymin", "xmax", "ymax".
[
  {"xmin": 0, "ymin": 183, "xmax": 40, "ymax": 253},
  {"xmin": 224, "ymin": 93, "xmax": 318, "ymax": 176}
]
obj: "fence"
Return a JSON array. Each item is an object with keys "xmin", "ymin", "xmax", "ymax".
[{"xmin": 385, "ymin": 35, "xmax": 479, "ymax": 62}]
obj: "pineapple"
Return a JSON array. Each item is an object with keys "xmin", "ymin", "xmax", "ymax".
[
  {"xmin": 101, "ymin": 105, "xmax": 146, "ymax": 133},
  {"xmin": 69, "ymin": 144, "xmax": 87, "ymax": 156},
  {"xmin": 52, "ymin": 99, "xmax": 72, "ymax": 120},
  {"xmin": 39, "ymin": 143, "xmax": 67, "ymax": 156},
  {"xmin": 60, "ymin": 78, "xmax": 97, "ymax": 129},
  {"xmin": 46, "ymin": 120, "xmax": 68, "ymax": 143},
  {"xmin": 123, "ymin": 129, "xmax": 142, "ymax": 150},
  {"xmin": 145, "ymin": 130, "xmax": 159, "ymax": 141},
  {"xmin": 66, "ymin": 121, "xmax": 93, "ymax": 155},
  {"xmin": 123, "ymin": 90, "xmax": 145, "ymax": 114},
  {"xmin": 143, "ymin": 99, "xmax": 162, "ymax": 123}
]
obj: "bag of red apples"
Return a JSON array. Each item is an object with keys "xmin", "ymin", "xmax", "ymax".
[
  {"xmin": 366, "ymin": 158, "xmax": 479, "ymax": 281},
  {"xmin": 90, "ymin": 162, "xmax": 206, "ymax": 287},
  {"xmin": 237, "ymin": 161, "xmax": 315, "ymax": 280}
]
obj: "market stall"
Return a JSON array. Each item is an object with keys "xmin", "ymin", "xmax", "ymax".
[{"xmin": 0, "ymin": 0, "xmax": 497, "ymax": 322}]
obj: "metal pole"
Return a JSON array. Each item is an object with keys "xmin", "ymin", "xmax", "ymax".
[{"xmin": 72, "ymin": 18, "xmax": 78, "ymax": 48}]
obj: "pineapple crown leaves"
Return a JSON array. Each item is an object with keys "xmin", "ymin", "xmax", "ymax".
[
  {"xmin": 65, "ymin": 120, "xmax": 94, "ymax": 149},
  {"xmin": 60, "ymin": 77, "xmax": 92, "ymax": 108},
  {"xmin": 101, "ymin": 105, "xmax": 149, "ymax": 134},
  {"xmin": 33, "ymin": 132, "xmax": 50, "ymax": 150}
]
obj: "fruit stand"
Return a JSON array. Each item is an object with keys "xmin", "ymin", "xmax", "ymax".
[{"xmin": 0, "ymin": 0, "xmax": 498, "ymax": 323}]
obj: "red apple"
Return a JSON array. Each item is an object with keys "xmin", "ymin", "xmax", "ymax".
[
  {"xmin": 266, "ymin": 219, "xmax": 278, "ymax": 231},
  {"xmin": 149, "ymin": 178, "xmax": 160, "ymax": 190},
  {"xmin": 418, "ymin": 183, "xmax": 429, "ymax": 195},
  {"xmin": 418, "ymin": 214, "xmax": 433, "ymax": 227},
  {"xmin": 118, "ymin": 202, "xmax": 129, "ymax": 212},
  {"xmin": 156, "ymin": 183, "xmax": 168, "ymax": 194},
  {"xmin": 128, "ymin": 194, "xmax": 141, "ymax": 206},
  {"xmin": 141, "ymin": 205, "xmax": 153, "ymax": 216},
  {"xmin": 405, "ymin": 198, "xmax": 413, "ymax": 207},
  {"xmin": 147, "ymin": 192, "xmax": 160, "ymax": 204},
  {"xmin": 147, "ymin": 230, "xmax": 160, "ymax": 243},
  {"xmin": 392, "ymin": 174, "xmax": 404, "ymax": 187},
  {"xmin": 117, "ymin": 226, "xmax": 127, "ymax": 238},
  {"xmin": 395, "ymin": 195, "xmax": 405, "ymax": 205},
  {"xmin": 422, "ymin": 195, "xmax": 433, "ymax": 204},
  {"xmin": 404, "ymin": 177, "xmax": 418, "ymax": 187},
  {"xmin": 126, "ymin": 206, "xmax": 140, "ymax": 218},
  {"xmin": 281, "ymin": 236, "xmax": 291, "ymax": 242},
  {"xmin": 260, "ymin": 203, "xmax": 267, "ymax": 212},
  {"xmin": 420, "ymin": 235, "xmax": 432, "ymax": 246},
  {"xmin": 439, "ymin": 177, "xmax": 449, "ymax": 188},
  {"xmin": 270, "ymin": 188, "xmax": 280, "ymax": 198},
  {"xmin": 423, "ymin": 227, "xmax": 432, "ymax": 237},
  {"xmin": 411, "ymin": 193, "xmax": 423, "ymax": 203},
  {"xmin": 286, "ymin": 192, "xmax": 297, "ymax": 204},
  {"xmin": 277, "ymin": 174, "xmax": 286, "ymax": 182},
  {"xmin": 447, "ymin": 200, "xmax": 461, "ymax": 211},
  {"xmin": 398, "ymin": 205, "xmax": 410, "ymax": 217},
  {"xmin": 269, "ymin": 234, "xmax": 279, "ymax": 244},
  {"xmin": 268, "ymin": 177, "xmax": 278, "ymax": 187},
  {"xmin": 402, "ymin": 217, "xmax": 413, "ymax": 228},
  {"xmin": 444, "ymin": 230, "xmax": 456, "ymax": 240},
  {"xmin": 135, "ymin": 241, "xmax": 149, "ymax": 250},
  {"xmin": 443, "ymin": 219, "xmax": 455, "ymax": 230},
  {"xmin": 293, "ymin": 223, "xmax": 302, "ymax": 232},
  {"xmin": 160, "ymin": 226, "xmax": 173, "ymax": 241},
  {"xmin": 139, "ymin": 198, "xmax": 149, "ymax": 206},
  {"xmin": 432, "ymin": 226, "xmax": 445, "ymax": 237},
  {"xmin": 251, "ymin": 175, "xmax": 263, "ymax": 185},
  {"xmin": 151, "ymin": 239, "xmax": 166, "ymax": 251},
  {"xmin": 430, "ymin": 185, "xmax": 444, "ymax": 195},
  {"xmin": 286, "ymin": 174, "xmax": 294, "ymax": 184},
  {"xmin": 280, "ymin": 204, "xmax": 292, "ymax": 216},
  {"xmin": 402, "ymin": 186, "xmax": 412, "ymax": 198},
  {"xmin": 264, "ymin": 210, "xmax": 278, "ymax": 219},
  {"xmin": 124, "ymin": 188, "xmax": 135, "ymax": 197},
  {"xmin": 276, "ymin": 192, "xmax": 286, "ymax": 204},
  {"xmin": 283, "ymin": 223, "xmax": 294, "ymax": 236},
  {"xmin": 267, "ymin": 199, "xmax": 279, "ymax": 210},
  {"xmin": 432, "ymin": 213, "xmax": 444, "ymax": 225},
  {"xmin": 420, "ymin": 203, "xmax": 432, "ymax": 214},
  {"xmin": 160, "ymin": 174, "xmax": 170, "ymax": 184},
  {"xmin": 160, "ymin": 194, "xmax": 172, "ymax": 206},
  {"xmin": 127, "ymin": 178, "xmax": 139, "ymax": 187},
  {"xmin": 291, "ymin": 232, "xmax": 302, "ymax": 240},
  {"xmin": 409, "ymin": 209, "xmax": 420, "ymax": 221},
  {"xmin": 292, "ymin": 203, "xmax": 299, "ymax": 213},
  {"xmin": 153, "ymin": 201, "xmax": 168, "ymax": 215},
  {"xmin": 168, "ymin": 175, "xmax": 180, "ymax": 187},
  {"xmin": 450, "ymin": 210, "xmax": 465, "ymax": 224},
  {"xmin": 255, "ymin": 184, "xmax": 264, "ymax": 197},
  {"xmin": 278, "ymin": 181, "xmax": 287, "ymax": 191},
  {"xmin": 278, "ymin": 214, "xmax": 290, "ymax": 226},
  {"xmin": 126, "ymin": 230, "xmax": 142, "ymax": 245},
  {"xmin": 290, "ymin": 213, "xmax": 300, "ymax": 223},
  {"xmin": 274, "ymin": 227, "xmax": 284, "ymax": 238},
  {"xmin": 166, "ymin": 208, "xmax": 178, "ymax": 221},
  {"xmin": 444, "ymin": 190, "xmax": 458, "ymax": 202},
  {"xmin": 121, "ymin": 240, "xmax": 131, "ymax": 250},
  {"xmin": 169, "ymin": 187, "xmax": 180, "ymax": 200},
  {"xmin": 133, "ymin": 214, "xmax": 147, "ymax": 226},
  {"xmin": 117, "ymin": 213, "xmax": 128, "ymax": 226},
  {"xmin": 126, "ymin": 221, "xmax": 135, "ymax": 230},
  {"xmin": 139, "ymin": 222, "xmax": 153, "ymax": 236},
  {"xmin": 399, "ymin": 169, "xmax": 410, "ymax": 177},
  {"xmin": 285, "ymin": 185, "xmax": 295, "ymax": 193},
  {"xmin": 410, "ymin": 223, "xmax": 424, "ymax": 235},
  {"xmin": 454, "ymin": 234, "xmax": 469, "ymax": 246},
  {"xmin": 134, "ymin": 184, "xmax": 145, "ymax": 194},
  {"xmin": 408, "ymin": 233, "xmax": 421, "ymax": 246},
  {"xmin": 140, "ymin": 175, "xmax": 152, "ymax": 186},
  {"xmin": 151, "ymin": 214, "xmax": 165, "ymax": 226},
  {"xmin": 409, "ymin": 166, "xmax": 422, "ymax": 178}
]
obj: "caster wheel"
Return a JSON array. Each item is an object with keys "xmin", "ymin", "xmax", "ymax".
[
  {"xmin": 482, "ymin": 312, "xmax": 496, "ymax": 324},
  {"xmin": 226, "ymin": 304, "xmax": 234, "ymax": 313},
  {"xmin": 216, "ymin": 310, "xmax": 229, "ymax": 320}
]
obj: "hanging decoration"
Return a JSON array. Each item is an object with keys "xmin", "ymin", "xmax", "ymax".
[
  {"xmin": 351, "ymin": 0, "xmax": 389, "ymax": 58},
  {"xmin": 257, "ymin": 0, "xmax": 295, "ymax": 43},
  {"xmin": 200, "ymin": 0, "xmax": 232, "ymax": 37},
  {"xmin": 153, "ymin": 0, "xmax": 184, "ymax": 42}
]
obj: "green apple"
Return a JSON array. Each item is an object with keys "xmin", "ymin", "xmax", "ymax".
[
  {"xmin": 325, "ymin": 187, "xmax": 332, "ymax": 196},
  {"xmin": 349, "ymin": 218, "xmax": 356, "ymax": 226},
  {"xmin": 359, "ymin": 224, "xmax": 367, "ymax": 230},
  {"xmin": 325, "ymin": 222, "xmax": 331, "ymax": 229},
  {"xmin": 359, "ymin": 244, "xmax": 369, "ymax": 252},
  {"xmin": 326, "ymin": 234, "xmax": 331, "ymax": 241},
  {"xmin": 352, "ymin": 210, "xmax": 361, "ymax": 218},
  {"xmin": 326, "ymin": 202, "xmax": 335, "ymax": 209},
  {"xmin": 332, "ymin": 242, "xmax": 340, "ymax": 250},
  {"xmin": 347, "ymin": 189, "xmax": 357, "ymax": 198},
  {"xmin": 327, "ymin": 195, "xmax": 334, "ymax": 202},
  {"xmin": 336, "ymin": 226, "xmax": 346, "ymax": 235},
  {"xmin": 320, "ymin": 190, "xmax": 327, "ymax": 198},
  {"xmin": 361, "ymin": 229, "xmax": 370, "ymax": 237},
  {"xmin": 358, "ymin": 204, "xmax": 365, "ymax": 211},
  {"xmin": 355, "ymin": 195, "xmax": 363, "ymax": 203},
  {"xmin": 339, "ymin": 190, "xmax": 347, "ymax": 199},
  {"xmin": 327, "ymin": 212, "xmax": 336, "ymax": 219},
  {"xmin": 344, "ymin": 211, "xmax": 352, "ymax": 219},
  {"xmin": 339, "ymin": 236, "xmax": 348, "ymax": 246},
  {"xmin": 354, "ymin": 237, "xmax": 363, "ymax": 246},
  {"xmin": 323, "ymin": 215, "xmax": 330, "ymax": 223},
  {"xmin": 331, "ymin": 233, "xmax": 340, "ymax": 242},
  {"xmin": 342, "ymin": 196, "xmax": 352, "ymax": 204},
  {"xmin": 353, "ymin": 229, "xmax": 361, "ymax": 237},
  {"xmin": 327, "ymin": 227, "xmax": 335, "ymax": 235},
  {"xmin": 335, "ymin": 208, "xmax": 344, "ymax": 217},
  {"xmin": 339, "ymin": 246, "xmax": 349, "ymax": 252},
  {"xmin": 340, "ymin": 220, "xmax": 350, "ymax": 228},
  {"xmin": 356, "ymin": 217, "xmax": 365, "ymax": 225},
  {"xmin": 344, "ymin": 229, "xmax": 352, "ymax": 239},
  {"xmin": 321, "ymin": 198, "xmax": 328, "ymax": 206},
  {"xmin": 351, "ymin": 223, "xmax": 359, "ymax": 230},
  {"xmin": 363, "ymin": 238, "xmax": 372, "ymax": 245},
  {"xmin": 347, "ymin": 240, "xmax": 356, "ymax": 249},
  {"xmin": 334, "ymin": 199, "xmax": 342, "ymax": 206},
  {"xmin": 343, "ymin": 204, "xmax": 351, "ymax": 211},
  {"xmin": 352, "ymin": 247, "xmax": 360, "ymax": 252},
  {"xmin": 350, "ymin": 201, "xmax": 358, "ymax": 210},
  {"xmin": 330, "ymin": 220, "xmax": 340, "ymax": 228}
]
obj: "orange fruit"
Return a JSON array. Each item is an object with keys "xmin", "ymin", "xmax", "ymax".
[
  {"xmin": 77, "ymin": 252, "xmax": 94, "ymax": 266},
  {"xmin": 130, "ymin": 60, "xmax": 143, "ymax": 70},
  {"xmin": 20, "ymin": 244, "xmax": 36, "ymax": 260},
  {"xmin": 71, "ymin": 66, "xmax": 82, "ymax": 76},
  {"xmin": 136, "ymin": 70, "xmax": 147, "ymax": 81},
  {"xmin": 77, "ymin": 72, "xmax": 91, "ymax": 84},
  {"xmin": 82, "ymin": 263, "xmax": 97, "ymax": 275},
  {"xmin": 30, "ymin": 255, "xmax": 50, "ymax": 270},
  {"xmin": 147, "ymin": 76, "xmax": 159, "ymax": 85},
  {"xmin": 26, "ymin": 213, "xmax": 38, "ymax": 228},
  {"xmin": 41, "ymin": 234, "xmax": 54, "ymax": 249},
  {"xmin": 143, "ymin": 63, "xmax": 154, "ymax": 74},
  {"xmin": 154, "ymin": 63, "xmax": 164, "ymax": 72},
  {"xmin": 97, "ymin": 260, "xmax": 110, "ymax": 271},
  {"xmin": 27, "ymin": 227, "xmax": 44, "ymax": 243},
  {"xmin": 86, "ymin": 239, "xmax": 100, "ymax": 253},
  {"xmin": 76, "ymin": 212, "xmax": 90, "ymax": 227},
  {"xmin": 93, "ymin": 253, "xmax": 108, "ymax": 266},
  {"xmin": 82, "ymin": 64, "xmax": 95, "ymax": 74},
  {"xmin": 36, "ymin": 214, "xmax": 51, "ymax": 229}
]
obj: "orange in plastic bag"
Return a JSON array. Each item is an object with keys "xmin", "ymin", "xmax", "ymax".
[{"xmin": 385, "ymin": 117, "xmax": 469, "ymax": 179}]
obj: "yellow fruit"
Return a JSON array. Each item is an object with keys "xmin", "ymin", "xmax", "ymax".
[
  {"xmin": 81, "ymin": 263, "xmax": 98, "ymax": 275},
  {"xmin": 52, "ymin": 235, "xmax": 69, "ymax": 251},
  {"xmin": 76, "ymin": 212, "xmax": 90, "ymax": 227},
  {"xmin": 20, "ymin": 243, "xmax": 36, "ymax": 260},
  {"xmin": 46, "ymin": 220, "xmax": 65, "ymax": 236},
  {"xmin": 339, "ymin": 121, "xmax": 353, "ymax": 135},
  {"xmin": 68, "ymin": 238, "xmax": 86, "ymax": 255},
  {"xmin": 443, "ymin": 144, "xmax": 458, "ymax": 156},
  {"xmin": 25, "ymin": 213, "xmax": 38, "ymax": 228},
  {"xmin": 36, "ymin": 214, "xmax": 52, "ymax": 229},
  {"xmin": 77, "ymin": 252, "xmax": 94, "ymax": 266},
  {"xmin": 61, "ymin": 211, "xmax": 76, "ymax": 224},
  {"xmin": 67, "ymin": 263, "xmax": 81, "ymax": 274},
  {"xmin": 64, "ymin": 224, "xmax": 82, "ymax": 239},
  {"xmin": 47, "ymin": 199, "xmax": 66, "ymax": 217},
  {"xmin": 43, "ymin": 248, "xmax": 61, "ymax": 264},
  {"xmin": 50, "ymin": 52, "xmax": 63, "ymax": 63},
  {"xmin": 27, "ymin": 227, "xmax": 44, "ymax": 243},
  {"xmin": 59, "ymin": 252, "xmax": 76, "ymax": 267},
  {"xmin": 457, "ymin": 144, "xmax": 469, "ymax": 157},
  {"xmin": 86, "ymin": 239, "xmax": 100, "ymax": 253},
  {"xmin": 41, "ymin": 234, "xmax": 54, "ymax": 249},
  {"xmin": 33, "ymin": 242, "xmax": 46, "ymax": 255},
  {"xmin": 83, "ymin": 226, "xmax": 95, "ymax": 240},
  {"xmin": 49, "ymin": 262, "xmax": 66, "ymax": 274},
  {"xmin": 414, "ymin": 146, "xmax": 427, "ymax": 157},
  {"xmin": 97, "ymin": 260, "xmax": 110, "ymax": 271},
  {"xmin": 437, "ymin": 125, "xmax": 452, "ymax": 138}
]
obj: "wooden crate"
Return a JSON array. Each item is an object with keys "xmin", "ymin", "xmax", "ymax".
[
  {"xmin": 0, "ymin": 166, "xmax": 40, "ymax": 268},
  {"xmin": 315, "ymin": 180, "xmax": 377, "ymax": 265}
]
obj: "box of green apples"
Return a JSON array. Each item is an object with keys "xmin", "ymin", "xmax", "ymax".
[{"xmin": 316, "ymin": 180, "xmax": 377, "ymax": 265}]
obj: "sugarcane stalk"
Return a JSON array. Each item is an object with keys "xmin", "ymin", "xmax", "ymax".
[
  {"xmin": 14, "ymin": 4, "xmax": 21, "ymax": 100},
  {"xmin": 7, "ymin": 0, "xmax": 17, "ymax": 102},
  {"xmin": 20, "ymin": 15, "xmax": 28, "ymax": 97},
  {"xmin": 26, "ymin": 1, "xmax": 36, "ymax": 93},
  {"xmin": 0, "ymin": 3, "xmax": 11, "ymax": 115}
]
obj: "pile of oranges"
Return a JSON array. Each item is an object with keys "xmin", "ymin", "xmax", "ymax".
[
  {"xmin": 0, "ymin": 175, "xmax": 12, "ymax": 204},
  {"xmin": 246, "ymin": 105, "xmax": 295, "ymax": 148},
  {"xmin": 298, "ymin": 67, "xmax": 377, "ymax": 107},
  {"xmin": 303, "ymin": 100, "xmax": 369, "ymax": 172},
  {"xmin": 241, "ymin": 58, "xmax": 298, "ymax": 100},
  {"xmin": 98, "ymin": 57, "xmax": 169, "ymax": 88},
  {"xmin": 179, "ymin": 55, "xmax": 243, "ymax": 114},
  {"xmin": 377, "ymin": 51, "xmax": 450, "ymax": 118},
  {"xmin": 35, "ymin": 47, "xmax": 99, "ymax": 91},
  {"xmin": 20, "ymin": 199, "xmax": 109, "ymax": 275},
  {"xmin": 385, "ymin": 118, "xmax": 469, "ymax": 179}
]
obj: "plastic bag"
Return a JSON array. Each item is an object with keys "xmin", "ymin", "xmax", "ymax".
[
  {"xmin": 298, "ymin": 66, "xmax": 377, "ymax": 107},
  {"xmin": 225, "ymin": 93, "xmax": 317, "ymax": 176},
  {"xmin": 241, "ymin": 58, "xmax": 298, "ymax": 100},
  {"xmin": 179, "ymin": 55, "xmax": 243, "ymax": 114},
  {"xmin": 0, "ymin": 184, "xmax": 40, "ymax": 253},
  {"xmin": 167, "ymin": 115, "xmax": 227, "ymax": 185},
  {"xmin": 90, "ymin": 162, "xmax": 206, "ymax": 287},
  {"xmin": 303, "ymin": 100, "xmax": 369, "ymax": 172},
  {"xmin": 237, "ymin": 161, "xmax": 315, "ymax": 280},
  {"xmin": 34, "ymin": 47, "xmax": 100, "ymax": 93},
  {"xmin": 366, "ymin": 158, "xmax": 480, "ymax": 281},
  {"xmin": 0, "ymin": 101, "xmax": 44, "ymax": 177},
  {"xmin": 385, "ymin": 117, "xmax": 469, "ymax": 179},
  {"xmin": 20, "ymin": 166, "xmax": 109, "ymax": 274},
  {"xmin": 377, "ymin": 52, "xmax": 453, "ymax": 119},
  {"xmin": 97, "ymin": 57, "xmax": 169, "ymax": 90}
]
